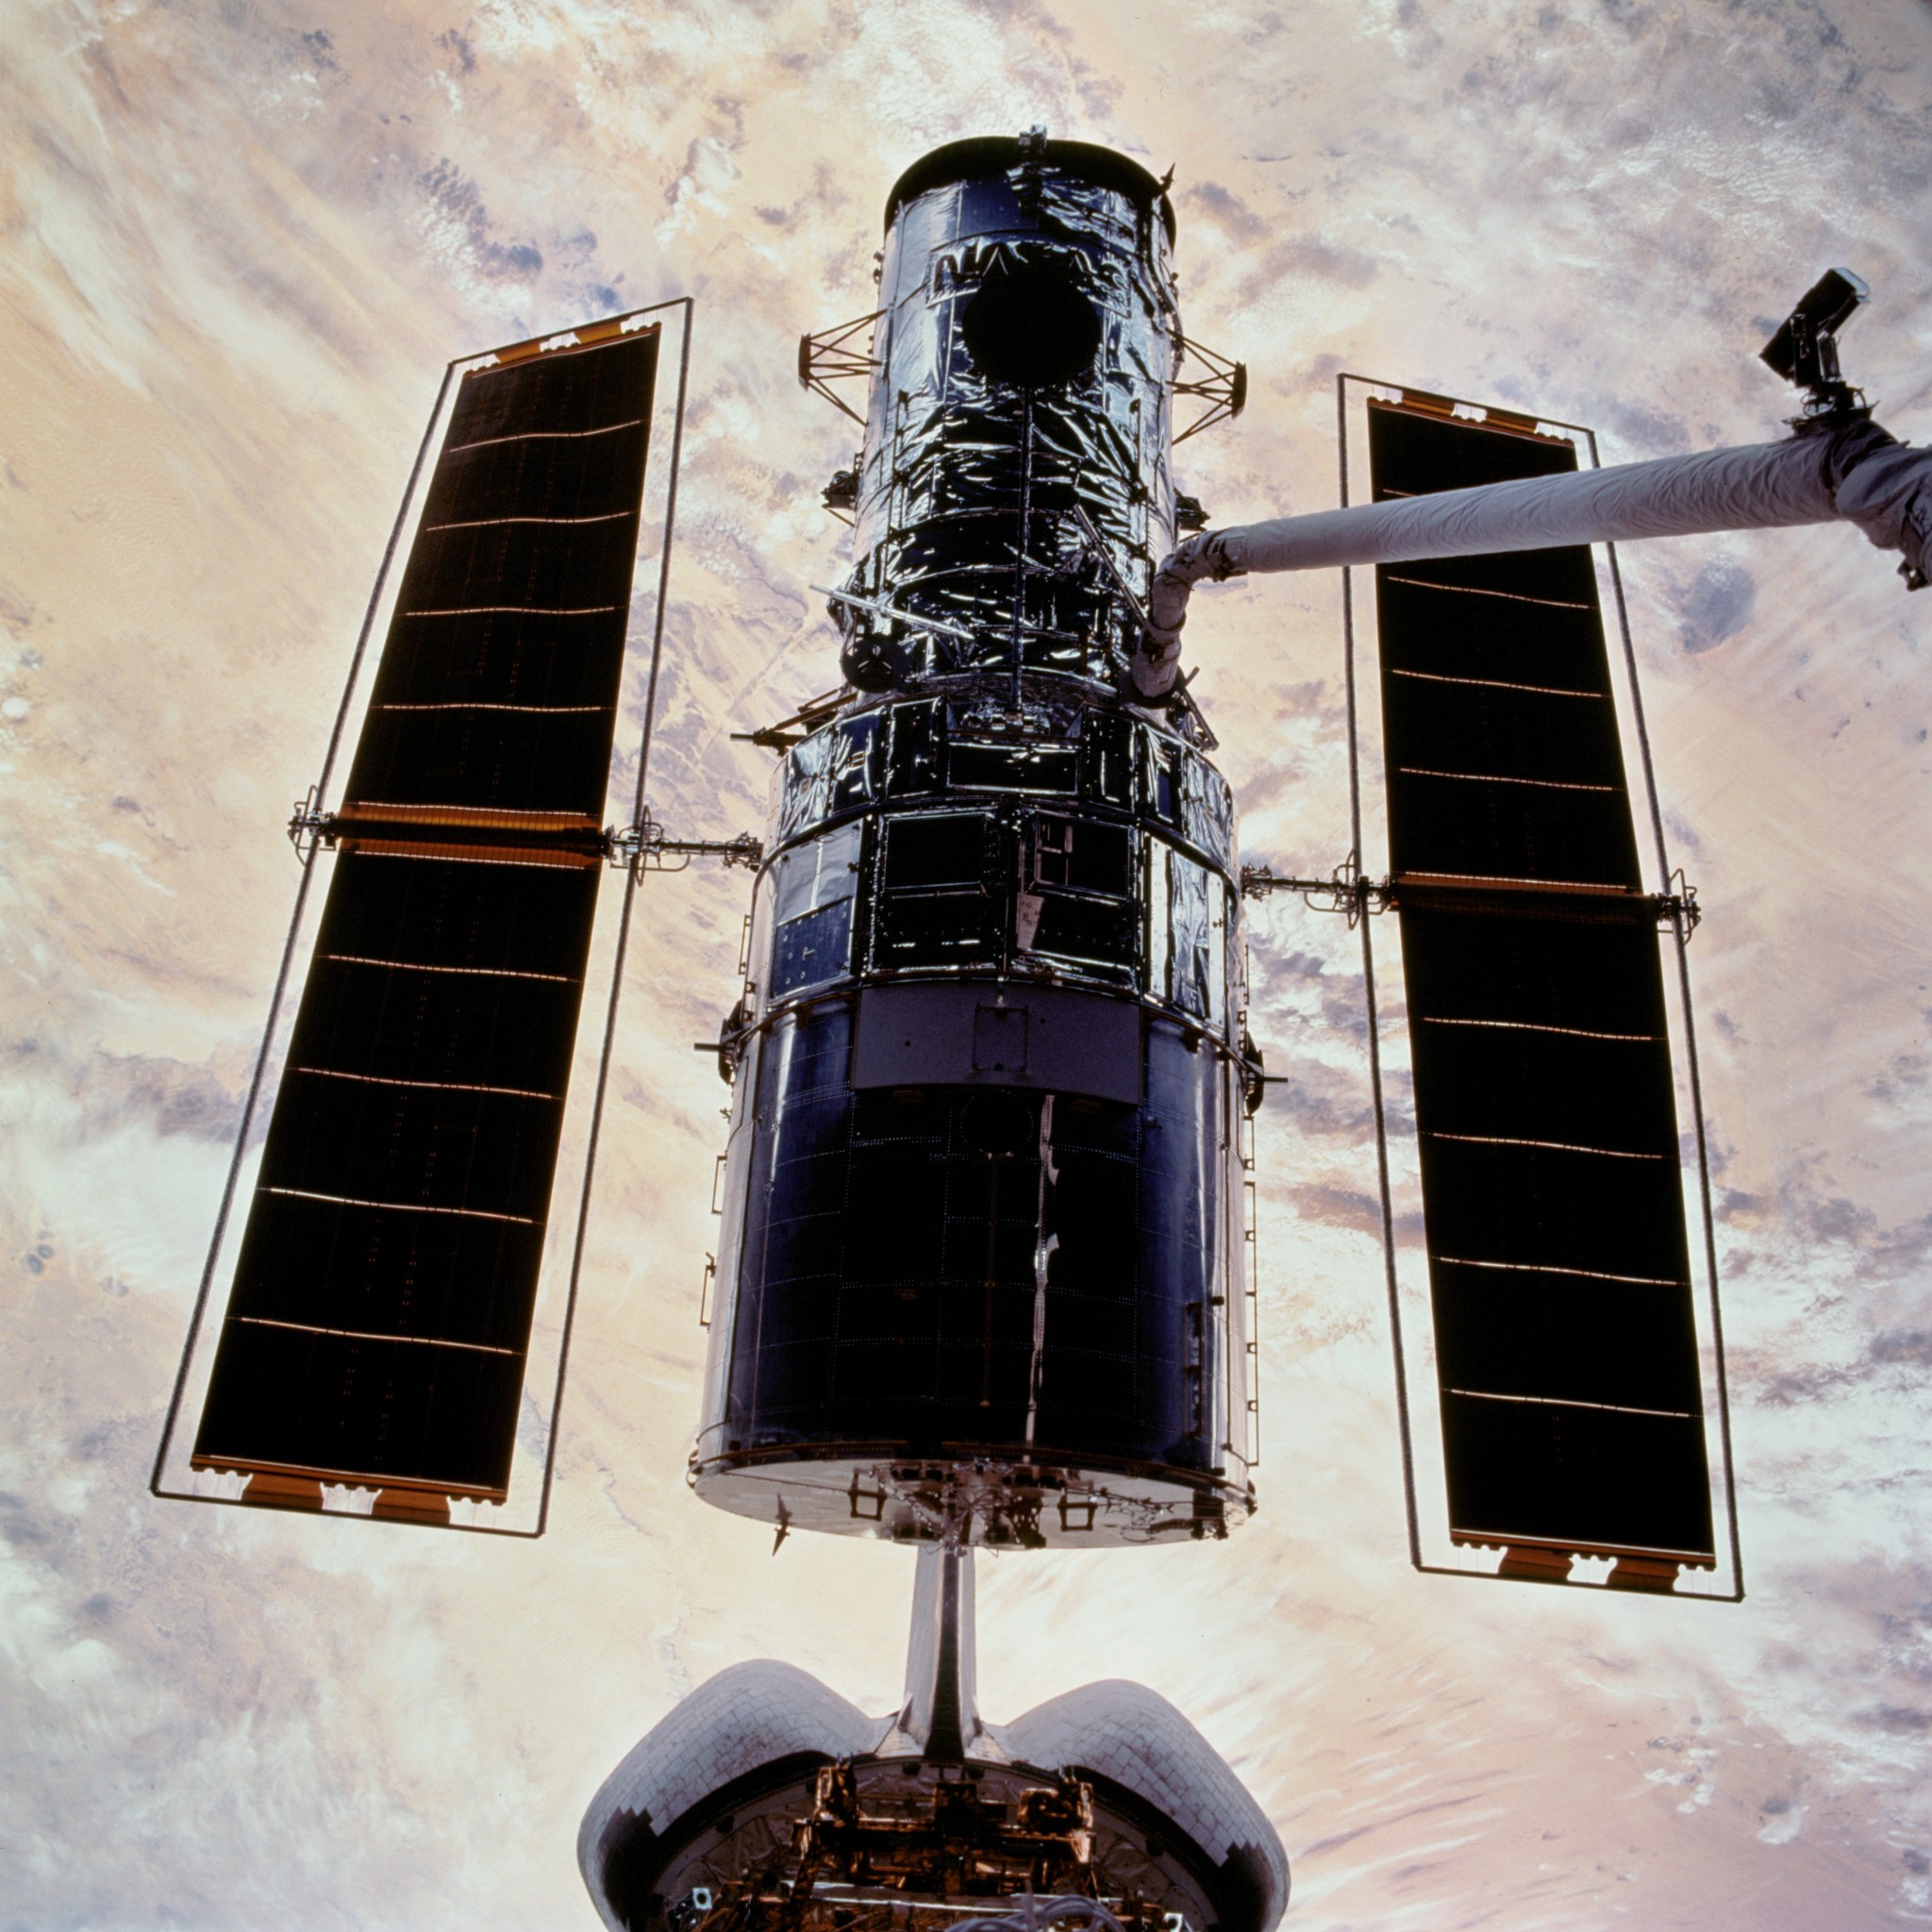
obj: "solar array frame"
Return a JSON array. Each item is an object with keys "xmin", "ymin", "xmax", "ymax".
[
  {"xmin": 152, "ymin": 302, "xmax": 693, "ymax": 1534},
  {"xmin": 1338, "ymin": 374, "xmax": 1741, "ymax": 1600}
]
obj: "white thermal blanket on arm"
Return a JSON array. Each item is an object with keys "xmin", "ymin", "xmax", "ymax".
[{"xmin": 1134, "ymin": 417, "xmax": 1931, "ymax": 697}]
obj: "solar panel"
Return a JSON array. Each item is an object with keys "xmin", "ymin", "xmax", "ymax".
[
  {"xmin": 181, "ymin": 322, "xmax": 661, "ymax": 1515},
  {"xmin": 341, "ymin": 328, "xmax": 655, "ymax": 845},
  {"xmin": 1357, "ymin": 391, "xmax": 1735, "ymax": 1591}
]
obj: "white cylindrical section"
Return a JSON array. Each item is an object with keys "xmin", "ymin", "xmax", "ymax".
[
  {"xmin": 895, "ymin": 1543, "xmax": 979, "ymax": 1760},
  {"xmin": 1229, "ymin": 434, "xmax": 1836, "ymax": 574},
  {"xmin": 1132, "ymin": 421, "xmax": 1930, "ymax": 695}
]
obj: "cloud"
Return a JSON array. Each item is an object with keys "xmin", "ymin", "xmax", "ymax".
[
  {"xmin": 419, "ymin": 158, "xmax": 545, "ymax": 284},
  {"xmin": 1288, "ymin": 1182, "xmax": 1384, "ymax": 1235},
  {"xmin": 1675, "ymin": 556, "xmax": 1758, "ymax": 654},
  {"xmin": 1182, "ymin": 180, "xmax": 1269, "ymax": 245},
  {"xmin": 4, "ymin": 1041, "xmax": 247, "ymax": 1150}
]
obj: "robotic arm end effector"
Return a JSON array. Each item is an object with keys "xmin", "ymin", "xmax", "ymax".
[
  {"xmin": 1824, "ymin": 417, "xmax": 1931, "ymax": 591},
  {"xmin": 1130, "ymin": 410, "xmax": 1928, "ymax": 700},
  {"xmin": 1132, "ymin": 528, "xmax": 1246, "ymax": 698}
]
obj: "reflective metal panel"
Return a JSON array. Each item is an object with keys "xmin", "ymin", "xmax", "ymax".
[
  {"xmin": 697, "ymin": 996, "xmax": 1246, "ymax": 1546},
  {"xmin": 835, "ymin": 144, "xmax": 1178, "ymax": 691},
  {"xmin": 697, "ymin": 146, "xmax": 1255, "ymax": 1548}
]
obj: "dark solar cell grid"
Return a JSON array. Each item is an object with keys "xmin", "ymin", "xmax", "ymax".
[
  {"xmin": 258, "ymin": 1069, "xmax": 561, "ymax": 1223},
  {"xmin": 365, "ymin": 608, "xmax": 626, "ymax": 712},
  {"xmin": 1407, "ymin": 1008, "xmax": 1676, "ymax": 1153},
  {"xmin": 196, "ymin": 1323, "xmax": 527, "ymax": 1494},
  {"xmin": 1440, "ymin": 1394, "xmax": 1713, "ymax": 1557},
  {"xmin": 221, "ymin": 1188, "xmax": 545, "ymax": 1351},
  {"xmin": 1374, "ymin": 574, "xmax": 1607, "ymax": 690},
  {"xmin": 1370, "ymin": 404, "xmax": 1576, "ymax": 491},
  {"xmin": 1367, "ymin": 398, "xmax": 1715, "ymax": 1563},
  {"xmin": 343, "ymin": 336, "xmax": 655, "ymax": 827},
  {"xmin": 192, "ymin": 328, "xmax": 658, "ymax": 1500},
  {"xmin": 1372, "ymin": 408, "xmax": 1639, "ymax": 892},
  {"xmin": 314, "ymin": 845, "xmax": 598, "ymax": 971},
  {"xmin": 1384, "ymin": 544, "xmax": 1603, "ymax": 607},
  {"xmin": 1388, "ymin": 774, "xmax": 1640, "ymax": 888},
  {"xmin": 1396, "ymin": 903, "xmax": 1665, "ymax": 1035},
  {"xmin": 1430, "ymin": 1259, "xmax": 1703, "ymax": 1412},
  {"xmin": 1385, "ymin": 676, "xmax": 1626, "ymax": 793},
  {"xmin": 1415, "ymin": 1133, "xmax": 1688, "ymax": 1283},
  {"xmin": 288, "ymin": 953, "xmax": 581, "ymax": 1097},
  {"xmin": 199, "ymin": 870, "xmax": 590, "ymax": 1493},
  {"xmin": 421, "ymin": 432, "xmax": 648, "ymax": 529},
  {"xmin": 401, "ymin": 516, "xmax": 641, "ymax": 617},
  {"xmin": 445, "ymin": 331, "xmax": 654, "ymax": 442},
  {"xmin": 348, "ymin": 702, "xmax": 624, "ymax": 820}
]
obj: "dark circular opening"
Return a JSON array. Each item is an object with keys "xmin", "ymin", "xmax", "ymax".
[{"xmin": 960, "ymin": 256, "xmax": 1102, "ymax": 390}]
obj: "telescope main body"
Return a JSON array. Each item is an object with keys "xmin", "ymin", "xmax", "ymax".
[{"xmin": 691, "ymin": 138, "xmax": 1261, "ymax": 1549}]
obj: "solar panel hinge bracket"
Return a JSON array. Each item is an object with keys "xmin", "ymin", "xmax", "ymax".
[
  {"xmin": 1241, "ymin": 857, "xmax": 1390, "ymax": 925},
  {"xmin": 287, "ymin": 788, "xmax": 338, "ymax": 866},
  {"xmin": 1173, "ymin": 335, "xmax": 1249, "ymax": 444},
  {"xmin": 1660, "ymin": 871, "xmax": 1702, "ymax": 937},
  {"xmin": 606, "ymin": 812, "xmax": 763, "ymax": 876},
  {"xmin": 798, "ymin": 308, "xmax": 887, "ymax": 425}
]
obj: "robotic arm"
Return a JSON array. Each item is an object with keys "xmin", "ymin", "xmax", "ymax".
[{"xmin": 1134, "ymin": 273, "xmax": 1931, "ymax": 699}]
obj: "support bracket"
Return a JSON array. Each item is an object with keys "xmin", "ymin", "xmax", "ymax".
[
  {"xmin": 731, "ymin": 685, "xmax": 856, "ymax": 754},
  {"xmin": 606, "ymin": 811, "xmax": 763, "ymax": 875},
  {"xmin": 798, "ymin": 309, "xmax": 885, "ymax": 425},
  {"xmin": 1173, "ymin": 336, "xmax": 1248, "ymax": 444},
  {"xmin": 1241, "ymin": 856, "xmax": 1389, "ymax": 924},
  {"xmin": 1242, "ymin": 856, "xmax": 1702, "ymax": 937},
  {"xmin": 287, "ymin": 787, "xmax": 335, "ymax": 865}
]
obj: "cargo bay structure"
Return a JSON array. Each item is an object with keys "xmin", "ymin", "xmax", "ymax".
[{"xmin": 155, "ymin": 131, "xmax": 1758, "ymax": 1928}]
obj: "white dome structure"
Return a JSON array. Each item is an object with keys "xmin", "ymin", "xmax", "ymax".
[{"xmin": 581, "ymin": 1550, "xmax": 1286, "ymax": 1932}]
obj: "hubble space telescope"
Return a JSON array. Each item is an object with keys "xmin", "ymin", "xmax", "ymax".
[{"xmin": 154, "ymin": 130, "xmax": 1929, "ymax": 1930}]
